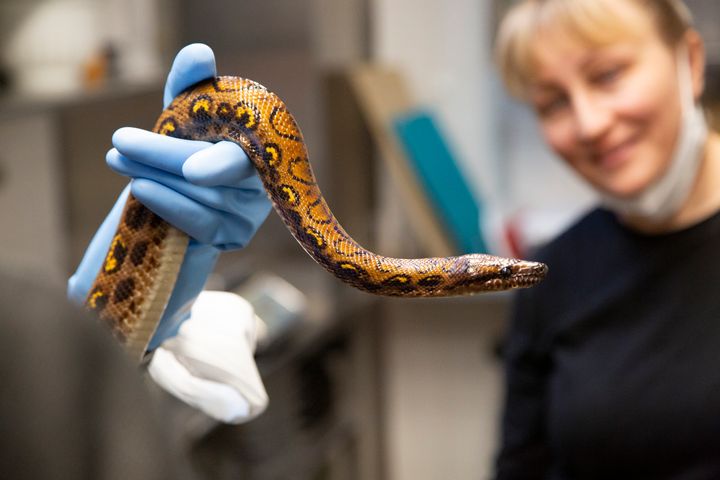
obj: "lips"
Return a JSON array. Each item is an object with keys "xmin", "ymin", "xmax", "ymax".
[{"xmin": 591, "ymin": 135, "xmax": 640, "ymax": 170}]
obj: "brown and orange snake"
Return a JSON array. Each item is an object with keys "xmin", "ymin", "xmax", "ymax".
[{"xmin": 84, "ymin": 76, "xmax": 548, "ymax": 362}]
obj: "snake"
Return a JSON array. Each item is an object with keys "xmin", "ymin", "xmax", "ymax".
[{"xmin": 84, "ymin": 76, "xmax": 548, "ymax": 361}]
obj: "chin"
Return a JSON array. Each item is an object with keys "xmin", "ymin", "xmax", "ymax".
[
  {"xmin": 601, "ymin": 184, "xmax": 648, "ymax": 200},
  {"xmin": 589, "ymin": 169, "xmax": 659, "ymax": 200}
]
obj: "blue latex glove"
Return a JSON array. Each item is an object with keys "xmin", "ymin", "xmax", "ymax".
[{"xmin": 68, "ymin": 43, "xmax": 272, "ymax": 350}]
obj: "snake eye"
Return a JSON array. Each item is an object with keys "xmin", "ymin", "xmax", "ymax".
[{"xmin": 499, "ymin": 266, "xmax": 513, "ymax": 278}]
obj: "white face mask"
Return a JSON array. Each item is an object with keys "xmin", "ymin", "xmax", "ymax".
[{"xmin": 599, "ymin": 49, "xmax": 708, "ymax": 221}]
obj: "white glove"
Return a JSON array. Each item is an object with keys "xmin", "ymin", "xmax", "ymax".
[{"xmin": 148, "ymin": 291, "xmax": 268, "ymax": 424}]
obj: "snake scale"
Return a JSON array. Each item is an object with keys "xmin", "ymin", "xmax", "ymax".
[{"xmin": 85, "ymin": 76, "xmax": 548, "ymax": 361}]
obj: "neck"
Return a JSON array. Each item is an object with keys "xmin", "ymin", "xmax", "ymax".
[{"xmin": 621, "ymin": 132, "xmax": 720, "ymax": 234}]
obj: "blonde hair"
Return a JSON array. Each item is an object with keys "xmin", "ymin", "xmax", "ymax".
[{"xmin": 495, "ymin": 0, "xmax": 693, "ymax": 98}]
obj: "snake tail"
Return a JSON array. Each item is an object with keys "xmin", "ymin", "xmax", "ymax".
[{"xmin": 85, "ymin": 195, "xmax": 188, "ymax": 361}]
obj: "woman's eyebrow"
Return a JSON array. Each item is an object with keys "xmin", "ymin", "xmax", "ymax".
[
  {"xmin": 530, "ymin": 80, "xmax": 563, "ymax": 96},
  {"xmin": 579, "ymin": 44, "xmax": 635, "ymax": 71}
]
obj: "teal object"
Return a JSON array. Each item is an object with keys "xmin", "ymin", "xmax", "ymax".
[{"xmin": 393, "ymin": 110, "xmax": 488, "ymax": 254}]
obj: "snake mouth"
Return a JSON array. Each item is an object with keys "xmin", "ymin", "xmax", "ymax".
[{"xmin": 507, "ymin": 260, "xmax": 548, "ymax": 288}]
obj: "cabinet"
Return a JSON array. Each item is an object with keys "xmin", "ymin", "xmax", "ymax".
[
  {"xmin": 0, "ymin": 84, "xmax": 163, "ymax": 281},
  {"xmin": 0, "ymin": 113, "xmax": 65, "ymax": 279}
]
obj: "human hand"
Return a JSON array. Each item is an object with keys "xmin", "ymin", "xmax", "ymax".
[
  {"xmin": 148, "ymin": 291, "xmax": 269, "ymax": 424},
  {"xmin": 68, "ymin": 43, "xmax": 272, "ymax": 349}
]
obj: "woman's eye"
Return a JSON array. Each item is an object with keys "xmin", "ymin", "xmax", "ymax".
[
  {"xmin": 537, "ymin": 96, "xmax": 569, "ymax": 117},
  {"xmin": 592, "ymin": 66, "xmax": 623, "ymax": 85}
]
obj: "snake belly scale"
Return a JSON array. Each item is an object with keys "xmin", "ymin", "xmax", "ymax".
[{"xmin": 85, "ymin": 76, "xmax": 548, "ymax": 361}]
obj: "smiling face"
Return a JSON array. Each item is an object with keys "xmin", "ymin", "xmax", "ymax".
[{"xmin": 527, "ymin": 1, "xmax": 689, "ymax": 199}]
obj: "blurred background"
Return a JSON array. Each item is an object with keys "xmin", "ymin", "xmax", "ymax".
[{"xmin": 1, "ymin": 0, "xmax": 719, "ymax": 479}]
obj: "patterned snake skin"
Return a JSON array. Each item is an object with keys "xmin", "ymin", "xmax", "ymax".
[{"xmin": 85, "ymin": 76, "xmax": 548, "ymax": 361}]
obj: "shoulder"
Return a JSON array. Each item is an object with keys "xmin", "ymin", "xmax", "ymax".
[
  {"xmin": 521, "ymin": 207, "xmax": 621, "ymax": 297},
  {"xmin": 509, "ymin": 208, "xmax": 621, "ymax": 335},
  {"xmin": 531, "ymin": 207, "xmax": 618, "ymax": 266}
]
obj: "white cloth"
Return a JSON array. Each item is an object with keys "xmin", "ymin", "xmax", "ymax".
[{"xmin": 148, "ymin": 291, "xmax": 268, "ymax": 424}]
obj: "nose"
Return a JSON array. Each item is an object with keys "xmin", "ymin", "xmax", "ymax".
[{"xmin": 571, "ymin": 91, "xmax": 613, "ymax": 143}]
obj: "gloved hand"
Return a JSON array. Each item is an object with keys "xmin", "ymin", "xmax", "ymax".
[
  {"xmin": 68, "ymin": 43, "xmax": 272, "ymax": 349},
  {"xmin": 148, "ymin": 291, "xmax": 269, "ymax": 424}
]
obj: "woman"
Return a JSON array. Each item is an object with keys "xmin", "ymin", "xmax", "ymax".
[{"xmin": 494, "ymin": 0, "xmax": 720, "ymax": 478}]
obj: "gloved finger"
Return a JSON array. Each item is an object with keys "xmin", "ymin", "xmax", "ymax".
[
  {"xmin": 113, "ymin": 129, "xmax": 258, "ymax": 188},
  {"xmin": 183, "ymin": 141, "xmax": 258, "ymax": 187},
  {"xmin": 164, "ymin": 43, "xmax": 217, "ymax": 108},
  {"xmin": 108, "ymin": 150, "xmax": 267, "ymax": 216},
  {"xmin": 131, "ymin": 179, "xmax": 266, "ymax": 248},
  {"xmin": 112, "ymin": 127, "xmax": 210, "ymax": 176}
]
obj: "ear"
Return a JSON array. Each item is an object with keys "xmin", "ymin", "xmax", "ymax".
[{"xmin": 684, "ymin": 29, "xmax": 705, "ymax": 101}]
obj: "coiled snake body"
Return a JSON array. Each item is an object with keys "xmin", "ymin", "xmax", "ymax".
[{"xmin": 85, "ymin": 76, "xmax": 548, "ymax": 361}]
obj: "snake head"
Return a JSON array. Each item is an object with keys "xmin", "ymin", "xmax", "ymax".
[{"xmin": 456, "ymin": 254, "xmax": 548, "ymax": 293}]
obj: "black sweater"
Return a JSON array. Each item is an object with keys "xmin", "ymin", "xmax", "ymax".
[{"xmin": 495, "ymin": 208, "xmax": 720, "ymax": 480}]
